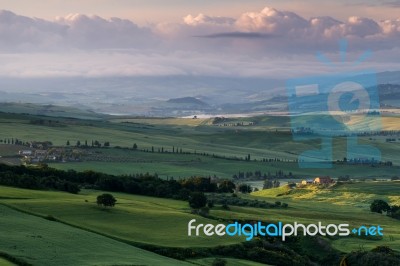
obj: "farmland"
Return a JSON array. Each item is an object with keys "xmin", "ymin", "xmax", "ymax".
[
  {"xmin": 0, "ymin": 181, "xmax": 399, "ymax": 264},
  {"xmin": 0, "ymin": 200, "xmax": 190, "ymax": 265},
  {"xmin": 0, "ymin": 186, "xmax": 243, "ymax": 248},
  {"xmin": 0, "ymin": 111, "xmax": 400, "ymax": 178},
  {"xmin": 250, "ymin": 181, "xmax": 400, "ymax": 252},
  {"xmin": 0, "ymin": 107, "xmax": 399, "ymax": 265}
]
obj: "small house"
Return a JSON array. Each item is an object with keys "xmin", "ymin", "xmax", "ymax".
[
  {"xmin": 314, "ymin": 176, "xmax": 333, "ymax": 184},
  {"xmin": 301, "ymin": 179, "xmax": 313, "ymax": 185},
  {"xmin": 19, "ymin": 150, "xmax": 32, "ymax": 156}
]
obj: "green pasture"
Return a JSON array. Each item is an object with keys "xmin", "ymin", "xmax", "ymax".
[
  {"xmin": 246, "ymin": 182, "xmax": 400, "ymax": 252},
  {"xmin": 0, "ymin": 110, "xmax": 400, "ymax": 264},
  {"xmin": 1, "ymin": 112, "xmax": 400, "ymax": 165},
  {"xmin": 0, "ymin": 258, "xmax": 16, "ymax": 266},
  {"xmin": 1, "ymin": 111, "xmax": 400, "ymax": 182},
  {"xmin": 0, "ymin": 204, "xmax": 189, "ymax": 266},
  {"xmin": 0, "ymin": 186, "xmax": 244, "ymax": 248},
  {"xmin": 0, "ymin": 181, "xmax": 399, "ymax": 264},
  {"xmin": 188, "ymin": 257, "xmax": 270, "ymax": 266}
]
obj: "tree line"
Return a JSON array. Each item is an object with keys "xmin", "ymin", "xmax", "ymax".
[
  {"xmin": 233, "ymin": 170, "xmax": 293, "ymax": 180},
  {"xmin": 0, "ymin": 164, "xmax": 236, "ymax": 200},
  {"xmin": 66, "ymin": 140, "xmax": 110, "ymax": 147},
  {"xmin": 0, "ymin": 165, "xmax": 79, "ymax": 194}
]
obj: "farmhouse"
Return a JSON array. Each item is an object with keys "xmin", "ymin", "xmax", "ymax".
[
  {"xmin": 18, "ymin": 150, "xmax": 32, "ymax": 156},
  {"xmin": 301, "ymin": 179, "xmax": 313, "ymax": 185},
  {"xmin": 314, "ymin": 176, "xmax": 333, "ymax": 184}
]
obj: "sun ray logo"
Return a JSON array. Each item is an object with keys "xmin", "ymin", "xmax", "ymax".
[{"xmin": 286, "ymin": 39, "xmax": 381, "ymax": 168}]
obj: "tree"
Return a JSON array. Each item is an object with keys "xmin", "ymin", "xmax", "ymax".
[
  {"xmin": 62, "ymin": 181, "xmax": 80, "ymax": 194},
  {"xmin": 238, "ymin": 184, "xmax": 252, "ymax": 193},
  {"xmin": 212, "ymin": 258, "xmax": 227, "ymax": 266},
  {"xmin": 389, "ymin": 205, "xmax": 400, "ymax": 219},
  {"xmin": 66, "ymin": 140, "xmax": 70, "ymax": 146},
  {"xmin": 188, "ymin": 192, "xmax": 207, "ymax": 209},
  {"xmin": 97, "ymin": 193, "xmax": 117, "ymax": 208},
  {"xmin": 263, "ymin": 179, "xmax": 280, "ymax": 189},
  {"xmin": 217, "ymin": 180, "xmax": 236, "ymax": 193},
  {"xmin": 263, "ymin": 179, "xmax": 272, "ymax": 189},
  {"xmin": 370, "ymin": 199, "xmax": 390, "ymax": 214},
  {"xmin": 94, "ymin": 140, "xmax": 101, "ymax": 147},
  {"xmin": 133, "ymin": 143, "xmax": 138, "ymax": 150}
]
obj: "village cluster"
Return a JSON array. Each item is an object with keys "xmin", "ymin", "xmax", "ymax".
[{"xmin": 18, "ymin": 141, "xmax": 87, "ymax": 164}]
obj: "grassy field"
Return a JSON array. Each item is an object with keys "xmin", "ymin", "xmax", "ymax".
[
  {"xmin": 1, "ymin": 112, "xmax": 400, "ymax": 162},
  {"xmin": 189, "ymin": 258, "xmax": 269, "ymax": 266},
  {"xmin": 1, "ymin": 181, "xmax": 399, "ymax": 261},
  {"xmin": 253, "ymin": 181, "xmax": 400, "ymax": 206},
  {"xmin": 0, "ymin": 103, "xmax": 104, "ymax": 120},
  {"xmin": 118, "ymin": 115, "xmax": 400, "ymax": 131},
  {"xmin": 50, "ymin": 160, "xmax": 400, "ymax": 179},
  {"xmin": 0, "ymin": 204, "xmax": 190, "ymax": 266},
  {"xmin": 1, "ymin": 111, "xmax": 400, "ymax": 180},
  {"xmin": 110, "ymin": 117, "xmax": 213, "ymax": 126},
  {"xmin": 1, "ymin": 110, "xmax": 400, "ymax": 264},
  {"xmin": 0, "ymin": 186, "xmax": 244, "ymax": 248},
  {"xmin": 49, "ymin": 149, "xmax": 400, "ymax": 179},
  {"xmin": 246, "ymin": 181, "xmax": 400, "ymax": 252},
  {"xmin": 0, "ymin": 258, "xmax": 16, "ymax": 266}
]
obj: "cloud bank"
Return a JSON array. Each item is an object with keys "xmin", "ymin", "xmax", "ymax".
[
  {"xmin": 0, "ymin": 7, "xmax": 399, "ymax": 79},
  {"xmin": 1, "ymin": 7, "xmax": 400, "ymax": 52},
  {"xmin": 162, "ymin": 7, "xmax": 400, "ymax": 53},
  {"xmin": 0, "ymin": 10, "xmax": 155, "ymax": 51}
]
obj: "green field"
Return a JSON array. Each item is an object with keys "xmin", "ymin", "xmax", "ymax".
[
  {"xmin": 248, "ymin": 181, "xmax": 400, "ymax": 252},
  {"xmin": 0, "ymin": 185, "xmax": 250, "ymax": 265},
  {"xmin": 0, "ymin": 258, "xmax": 16, "ymax": 266},
  {"xmin": 0, "ymin": 204, "xmax": 189, "ymax": 266},
  {"xmin": 0, "ymin": 186, "xmax": 244, "ymax": 248},
  {"xmin": 1, "ymin": 109, "xmax": 400, "ymax": 264},
  {"xmin": 0, "ymin": 181, "xmax": 399, "ymax": 264},
  {"xmin": 1, "ymin": 112, "xmax": 400, "ymax": 179},
  {"xmin": 49, "ymin": 158, "xmax": 400, "ymax": 179},
  {"xmin": 189, "ymin": 258, "xmax": 269, "ymax": 266}
]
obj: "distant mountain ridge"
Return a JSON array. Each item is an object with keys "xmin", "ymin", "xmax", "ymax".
[
  {"xmin": 167, "ymin": 97, "xmax": 208, "ymax": 106},
  {"xmin": 0, "ymin": 71, "xmax": 399, "ymax": 116},
  {"xmin": 0, "ymin": 102, "xmax": 105, "ymax": 120}
]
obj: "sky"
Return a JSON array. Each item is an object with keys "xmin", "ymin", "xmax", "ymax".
[
  {"xmin": 1, "ymin": 0, "xmax": 400, "ymax": 23},
  {"xmin": 0, "ymin": 0, "xmax": 399, "ymax": 80}
]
